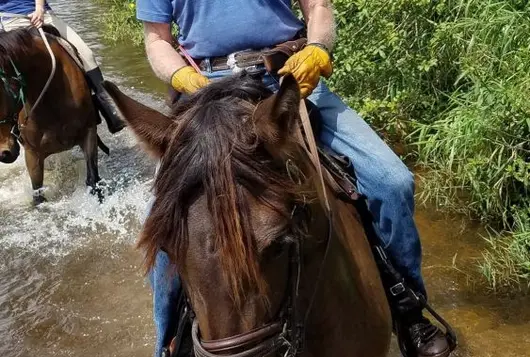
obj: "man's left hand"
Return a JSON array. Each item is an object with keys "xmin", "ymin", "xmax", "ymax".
[{"xmin": 278, "ymin": 44, "xmax": 332, "ymax": 98}]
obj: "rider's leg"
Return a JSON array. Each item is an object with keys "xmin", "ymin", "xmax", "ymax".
[
  {"xmin": 307, "ymin": 80, "xmax": 450, "ymax": 357},
  {"xmin": 144, "ymin": 188, "xmax": 183, "ymax": 357},
  {"xmin": 43, "ymin": 12, "xmax": 98, "ymax": 71},
  {"xmin": 308, "ymin": 81, "xmax": 425, "ymax": 294},
  {"xmin": 44, "ymin": 12, "xmax": 125, "ymax": 134},
  {"xmin": 0, "ymin": 16, "xmax": 31, "ymax": 31},
  {"xmin": 150, "ymin": 250, "xmax": 181, "ymax": 357}
]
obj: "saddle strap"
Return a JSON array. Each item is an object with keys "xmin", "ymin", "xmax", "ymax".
[{"xmin": 318, "ymin": 147, "xmax": 361, "ymax": 202}]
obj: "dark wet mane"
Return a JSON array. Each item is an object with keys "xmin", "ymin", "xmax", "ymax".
[
  {"xmin": 0, "ymin": 28, "xmax": 36, "ymax": 70},
  {"xmin": 139, "ymin": 74, "xmax": 312, "ymax": 303}
]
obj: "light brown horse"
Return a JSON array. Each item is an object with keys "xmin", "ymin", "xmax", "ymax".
[
  {"xmin": 105, "ymin": 73, "xmax": 392, "ymax": 356},
  {"xmin": 0, "ymin": 28, "xmax": 107, "ymax": 204}
]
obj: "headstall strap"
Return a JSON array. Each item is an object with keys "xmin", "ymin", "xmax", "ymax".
[{"xmin": 0, "ymin": 60, "xmax": 26, "ymax": 141}]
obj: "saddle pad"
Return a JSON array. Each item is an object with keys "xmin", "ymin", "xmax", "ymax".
[{"xmin": 45, "ymin": 32, "xmax": 85, "ymax": 72}]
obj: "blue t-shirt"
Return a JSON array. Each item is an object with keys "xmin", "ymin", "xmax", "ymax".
[
  {"xmin": 136, "ymin": 0, "xmax": 304, "ymax": 59},
  {"xmin": 0, "ymin": 0, "xmax": 51, "ymax": 15}
]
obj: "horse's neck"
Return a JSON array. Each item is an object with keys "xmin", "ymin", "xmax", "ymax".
[
  {"xmin": 18, "ymin": 41, "xmax": 54, "ymax": 107},
  {"xmin": 301, "ymin": 198, "xmax": 392, "ymax": 356}
]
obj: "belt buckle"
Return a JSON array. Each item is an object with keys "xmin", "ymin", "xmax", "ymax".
[
  {"xmin": 226, "ymin": 50, "xmax": 251, "ymax": 74},
  {"xmin": 226, "ymin": 49, "xmax": 267, "ymax": 74}
]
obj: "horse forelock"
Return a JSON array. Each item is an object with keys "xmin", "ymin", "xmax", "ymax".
[{"xmin": 138, "ymin": 74, "xmax": 312, "ymax": 305}]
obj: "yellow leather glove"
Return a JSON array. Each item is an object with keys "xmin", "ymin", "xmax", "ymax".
[
  {"xmin": 171, "ymin": 66, "xmax": 210, "ymax": 94},
  {"xmin": 278, "ymin": 44, "xmax": 333, "ymax": 98}
]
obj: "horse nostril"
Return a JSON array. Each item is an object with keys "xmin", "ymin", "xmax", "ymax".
[{"xmin": 0, "ymin": 150, "xmax": 12, "ymax": 161}]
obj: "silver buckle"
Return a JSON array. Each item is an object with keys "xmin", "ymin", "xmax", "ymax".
[
  {"xmin": 227, "ymin": 53, "xmax": 243, "ymax": 73},
  {"xmin": 226, "ymin": 48, "xmax": 269, "ymax": 74},
  {"xmin": 390, "ymin": 282, "xmax": 406, "ymax": 296}
]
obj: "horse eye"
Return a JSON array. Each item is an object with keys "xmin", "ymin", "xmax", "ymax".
[{"xmin": 263, "ymin": 239, "xmax": 287, "ymax": 261}]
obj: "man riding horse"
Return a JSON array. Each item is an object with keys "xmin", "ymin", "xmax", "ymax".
[
  {"xmin": 0, "ymin": 0, "xmax": 125, "ymax": 134},
  {"xmin": 136, "ymin": 1, "xmax": 454, "ymax": 357}
]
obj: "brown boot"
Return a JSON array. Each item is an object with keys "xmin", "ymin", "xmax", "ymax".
[{"xmin": 407, "ymin": 317, "xmax": 451, "ymax": 357}]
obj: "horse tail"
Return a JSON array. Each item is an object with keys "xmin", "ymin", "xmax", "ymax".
[{"xmin": 97, "ymin": 135, "xmax": 110, "ymax": 156}]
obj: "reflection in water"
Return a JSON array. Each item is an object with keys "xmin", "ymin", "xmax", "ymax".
[{"xmin": 0, "ymin": 1, "xmax": 529, "ymax": 356}]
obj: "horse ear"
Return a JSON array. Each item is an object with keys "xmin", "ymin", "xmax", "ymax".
[
  {"xmin": 102, "ymin": 81, "xmax": 174, "ymax": 158},
  {"xmin": 253, "ymin": 74, "xmax": 300, "ymax": 144}
]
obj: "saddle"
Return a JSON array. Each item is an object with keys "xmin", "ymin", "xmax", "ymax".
[{"xmin": 40, "ymin": 25, "xmax": 85, "ymax": 71}]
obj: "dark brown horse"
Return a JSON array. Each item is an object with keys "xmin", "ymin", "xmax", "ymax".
[
  {"xmin": 105, "ymin": 73, "xmax": 392, "ymax": 356},
  {"xmin": 0, "ymin": 28, "xmax": 106, "ymax": 204}
]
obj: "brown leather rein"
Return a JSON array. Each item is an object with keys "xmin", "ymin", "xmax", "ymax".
[{"xmin": 189, "ymin": 101, "xmax": 333, "ymax": 357}]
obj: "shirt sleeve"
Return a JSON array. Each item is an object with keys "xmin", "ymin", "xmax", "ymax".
[{"xmin": 136, "ymin": 0, "xmax": 173, "ymax": 24}]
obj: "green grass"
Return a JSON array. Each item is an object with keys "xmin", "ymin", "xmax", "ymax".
[{"xmin": 480, "ymin": 210, "xmax": 530, "ymax": 292}]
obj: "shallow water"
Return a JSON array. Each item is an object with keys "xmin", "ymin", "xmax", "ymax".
[{"xmin": 0, "ymin": 1, "xmax": 529, "ymax": 356}]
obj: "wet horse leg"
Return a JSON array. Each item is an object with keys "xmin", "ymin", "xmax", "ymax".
[
  {"xmin": 81, "ymin": 125, "xmax": 103, "ymax": 202},
  {"xmin": 24, "ymin": 149, "xmax": 46, "ymax": 205}
]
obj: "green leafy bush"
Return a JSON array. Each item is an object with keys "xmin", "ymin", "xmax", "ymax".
[
  {"xmin": 330, "ymin": 0, "xmax": 529, "ymax": 289},
  {"xmin": 99, "ymin": 0, "xmax": 143, "ymax": 46}
]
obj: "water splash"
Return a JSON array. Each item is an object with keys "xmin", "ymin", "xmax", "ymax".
[{"xmin": 0, "ymin": 97, "xmax": 159, "ymax": 258}]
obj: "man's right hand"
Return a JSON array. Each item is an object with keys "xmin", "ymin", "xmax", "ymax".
[
  {"xmin": 171, "ymin": 66, "xmax": 210, "ymax": 94},
  {"xmin": 29, "ymin": 6, "xmax": 45, "ymax": 28}
]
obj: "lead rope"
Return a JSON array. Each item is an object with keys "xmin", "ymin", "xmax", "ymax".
[
  {"xmin": 0, "ymin": 13, "xmax": 56, "ymax": 123},
  {"xmin": 178, "ymin": 44, "xmax": 202, "ymax": 74}
]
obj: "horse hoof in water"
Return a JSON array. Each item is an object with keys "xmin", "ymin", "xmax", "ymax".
[
  {"xmin": 33, "ymin": 194, "xmax": 47, "ymax": 206},
  {"xmin": 91, "ymin": 187, "xmax": 105, "ymax": 203},
  {"xmin": 90, "ymin": 181, "xmax": 107, "ymax": 203}
]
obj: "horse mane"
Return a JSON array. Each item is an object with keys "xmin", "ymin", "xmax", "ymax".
[
  {"xmin": 0, "ymin": 28, "xmax": 37, "ymax": 70},
  {"xmin": 138, "ymin": 73, "xmax": 313, "ymax": 304},
  {"xmin": 0, "ymin": 27, "xmax": 61, "ymax": 70}
]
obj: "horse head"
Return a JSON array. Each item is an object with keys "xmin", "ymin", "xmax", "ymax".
[
  {"xmin": 0, "ymin": 30, "xmax": 33, "ymax": 164},
  {"xmin": 104, "ymin": 73, "xmax": 392, "ymax": 356},
  {"xmin": 0, "ymin": 68, "xmax": 22, "ymax": 164}
]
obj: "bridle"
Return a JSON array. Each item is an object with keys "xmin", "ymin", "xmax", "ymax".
[
  {"xmin": 0, "ymin": 60, "xmax": 25, "ymax": 141},
  {"xmin": 191, "ymin": 207, "xmax": 333, "ymax": 357}
]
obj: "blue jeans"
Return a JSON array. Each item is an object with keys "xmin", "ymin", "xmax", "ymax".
[{"xmin": 147, "ymin": 69, "xmax": 424, "ymax": 356}]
